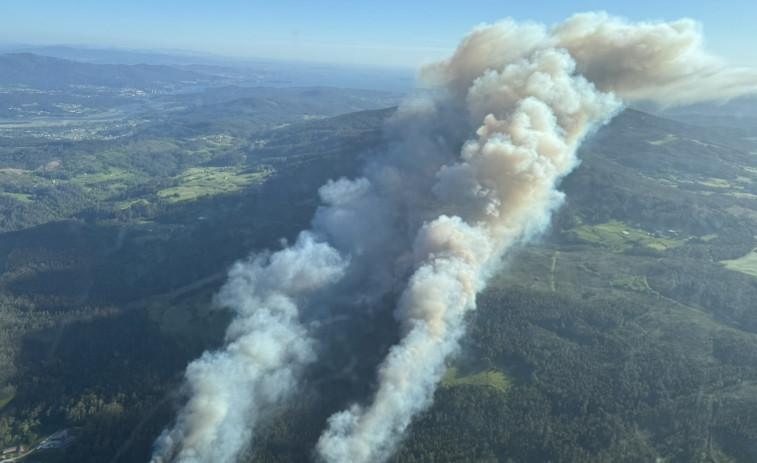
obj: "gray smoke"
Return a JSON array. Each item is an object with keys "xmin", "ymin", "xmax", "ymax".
[{"xmin": 152, "ymin": 12, "xmax": 757, "ymax": 463}]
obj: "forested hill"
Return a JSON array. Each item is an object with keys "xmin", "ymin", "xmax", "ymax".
[
  {"xmin": 1, "ymin": 99, "xmax": 757, "ymax": 462},
  {"xmin": 565, "ymin": 108, "xmax": 757, "ymax": 242},
  {"xmin": 390, "ymin": 107, "xmax": 757, "ymax": 463}
]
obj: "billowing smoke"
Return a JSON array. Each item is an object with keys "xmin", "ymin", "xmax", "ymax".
[
  {"xmin": 150, "ymin": 233, "xmax": 348, "ymax": 463},
  {"xmin": 317, "ymin": 39, "xmax": 621, "ymax": 463},
  {"xmin": 152, "ymin": 12, "xmax": 757, "ymax": 463}
]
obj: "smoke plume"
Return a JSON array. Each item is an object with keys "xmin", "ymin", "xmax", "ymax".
[
  {"xmin": 150, "ymin": 233, "xmax": 348, "ymax": 463},
  {"xmin": 152, "ymin": 12, "xmax": 757, "ymax": 463}
]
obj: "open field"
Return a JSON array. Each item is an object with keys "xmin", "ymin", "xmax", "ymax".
[
  {"xmin": 568, "ymin": 219, "xmax": 682, "ymax": 251},
  {"xmin": 441, "ymin": 367, "xmax": 511, "ymax": 393},
  {"xmin": 70, "ymin": 168, "xmax": 136, "ymax": 198},
  {"xmin": 658, "ymin": 174, "xmax": 757, "ymax": 197},
  {"xmin": 0, "ymin": 387, "xmax": 14, "ymax": 411},
  {"xmin": 156, "ymin": 167, "xmax": 269, "ymax": 203},
  {"xmin": 0, "ymin": 193, "xmax": 33, "ymax": 203},
  {"xmin": 648, "ymin": 133, "xmax": 719, "ymax": 149},
  {"xmin": 610, "ymin": 274, "xmax": 656, "ymax": 294},
  {"xmin": 721, "ymin": 249, "xmax": 757, "ymax": 278},
  {"xmin": 0, "ymin": 396, "xmax": 13, "ymax": 411},
  {"xmin": 649, "ymin": 133, "xmax": 678, "ymax": 145}
]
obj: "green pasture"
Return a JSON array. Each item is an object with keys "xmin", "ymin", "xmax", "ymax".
[
  {"xmin": 1, "ymin": 192, "xmax": 33, "ymax": 203},
  {"xmin": 721, "ymin": 249, "xmax": 757, "ymax": 278},
  {"xmin": 649, "ymin": 134, "xmax": 678, "ymax": 145},
  {"xmin": 442, "ymin": 368, "xmax": 511, "ymax": 393},
  {"xmin": 610, "ymin": 275, "xmax": 656, "ymax": 294},
  {"xmin": 157, "ymin": 167, "xmax": 268, "ymax": 203},
  {"xmin": 568, "ymin": 220, "xmax": 682, "ymax": 251},
  {"xmin": 648, "ymin": 134, "xmax": 718, "ymax": 149},
  {"xmin": 0, "ymin": 385, "xmax": 15, "ymax": 411}
]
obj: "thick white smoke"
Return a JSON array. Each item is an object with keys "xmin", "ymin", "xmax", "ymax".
[
  {"xmin": 150, "ymin": 233, "xmax": 348, "ymax": 463},
  {"xmin": 316, "ymin": 13, "xmax": 757, "ymax": 463},
  {"xmin": 152, "ymin": 12, "xmax": 757, "ymax": 463},
  {"xmin": 316, "ymin": 45, "xmax": 622, "ymax": 463}
]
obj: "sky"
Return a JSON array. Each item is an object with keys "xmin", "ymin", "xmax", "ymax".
[{"xmin": 2, "ymin": 0, "xmax": 756, "ymax": 69}]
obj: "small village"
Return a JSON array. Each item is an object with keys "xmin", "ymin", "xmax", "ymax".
[{"xmin": 0, "ymin": 428, "xmax": 78, "ymax": 462}]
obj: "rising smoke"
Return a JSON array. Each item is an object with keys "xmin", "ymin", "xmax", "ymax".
[{"xmin": 151, "ymin": 12, "xmax": 757, "ymax": 463}]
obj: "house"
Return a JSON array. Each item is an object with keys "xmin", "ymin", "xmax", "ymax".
[{"xmin": 1, "ymin": 445, "xmax": 22, "ymax": 456}]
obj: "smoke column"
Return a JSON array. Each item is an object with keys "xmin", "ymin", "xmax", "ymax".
[
  {"xmin": 152, "ymin": 12, "xmax": 757, "ymax": 463},
  {"xmin": 316, "ymin": 12, "xmax": 757, "ymax": 463},
  {"xmin": 150, "ymin": 233, "xmax": 349, "ymax": 463}
]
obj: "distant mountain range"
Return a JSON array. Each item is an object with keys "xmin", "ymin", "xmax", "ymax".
[
  {"xmin": 0, "ymin": 44, "xmax": 233, "ymax": 66},
  {"xmin": 0, "ymin": 45, "xmax": 416, "ymax": 92},
  {"xmin": 0, "ymin": 52, "xmax": 222, "ymax": 90}
]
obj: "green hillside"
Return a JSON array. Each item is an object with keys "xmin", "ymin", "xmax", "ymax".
[{"xmin": 1, "ymin": 98, "xmax": 757, "ymax": 463}]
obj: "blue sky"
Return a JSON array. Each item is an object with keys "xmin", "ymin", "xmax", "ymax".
[{"xmin": 2, "ymin": 1, "xmax": 756, "ymax": 68}]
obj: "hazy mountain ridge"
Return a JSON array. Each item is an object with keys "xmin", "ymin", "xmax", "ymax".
[
  {"xmin": 0, "ymin": 52, "xmax": 223, "ymax": 91},
  {"xmin": 0, "ymin": 45, "xmax": 232, "ymax": 66},
  {"xmin": 0, "ymin": 46, "xmax": 415, "ymax": 93}
]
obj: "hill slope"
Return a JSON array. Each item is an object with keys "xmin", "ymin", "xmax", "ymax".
[{"xmin": 0, "ymin": 104, "xmax": 757, "ymax": 462}]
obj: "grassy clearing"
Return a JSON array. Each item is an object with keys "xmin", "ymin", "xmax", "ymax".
[
  {"xmin": 157, "ymin": 167, "xmax": 269, "ymax": 203},
  {"xmin": 0, "ymin": 170, "xmax": 41, "ymax": 189},
  {"xmin": 69, "ymin": 167, "xmax": 136, "ymax": 200},
  {"xmin": 649, "ymin": 134, "xmax": 719, "ymax": 149},
  {"xmin": 1, "ymin": 192, "xmax": 33, "ymax": 203},
  {"xmin": 441, "ymin": 367, "xmax": 511, "ymax": 393},
  {"xmin": 733, "ymin": 192, "xmax": 757, "ymax": 200},
  {"xmin": 721, "ymin": 249, "xmax": 757, "ymax": 278},
  {"xmin": 70, "ymin": 167, "xmax": 135, "ymax": 187},
  {"xmin": 610, "ymin": 275, "xmax": 656, "ymax": 294},
  {"xmin": 0, "ymin": 395, "xmax": 13, "ymax": 411},
  {"xmin": 651, "ymin": 176, "xmax": 679, "ymax": 188},
  {"xmin": 699, "ymin": 178, "xmax": 732, "ymax": 189},
  {"xmin": 664, "ymin": 175, "xmax": 748, "ymax": 196},
  {"xmin": 569, "ymin": 220, "xmax": 682, "ymax": 251},
  {"xmin": 0, "ymin": 385, "xmax": 15, "ymax": 411},
  {"xmin": 188, "ymin": 134, "xmax": 235, "ymax": 147},
  {"xmin": 693, "ymin": 177, "xmax": 757, "ymax": 200},
  {"xmin": 685, "ymin": 138, "xmax": 719, "ymax": 148},
  {"xmin": 649, "ymin": 134, "xmax": 678, "ymax": 145}
]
